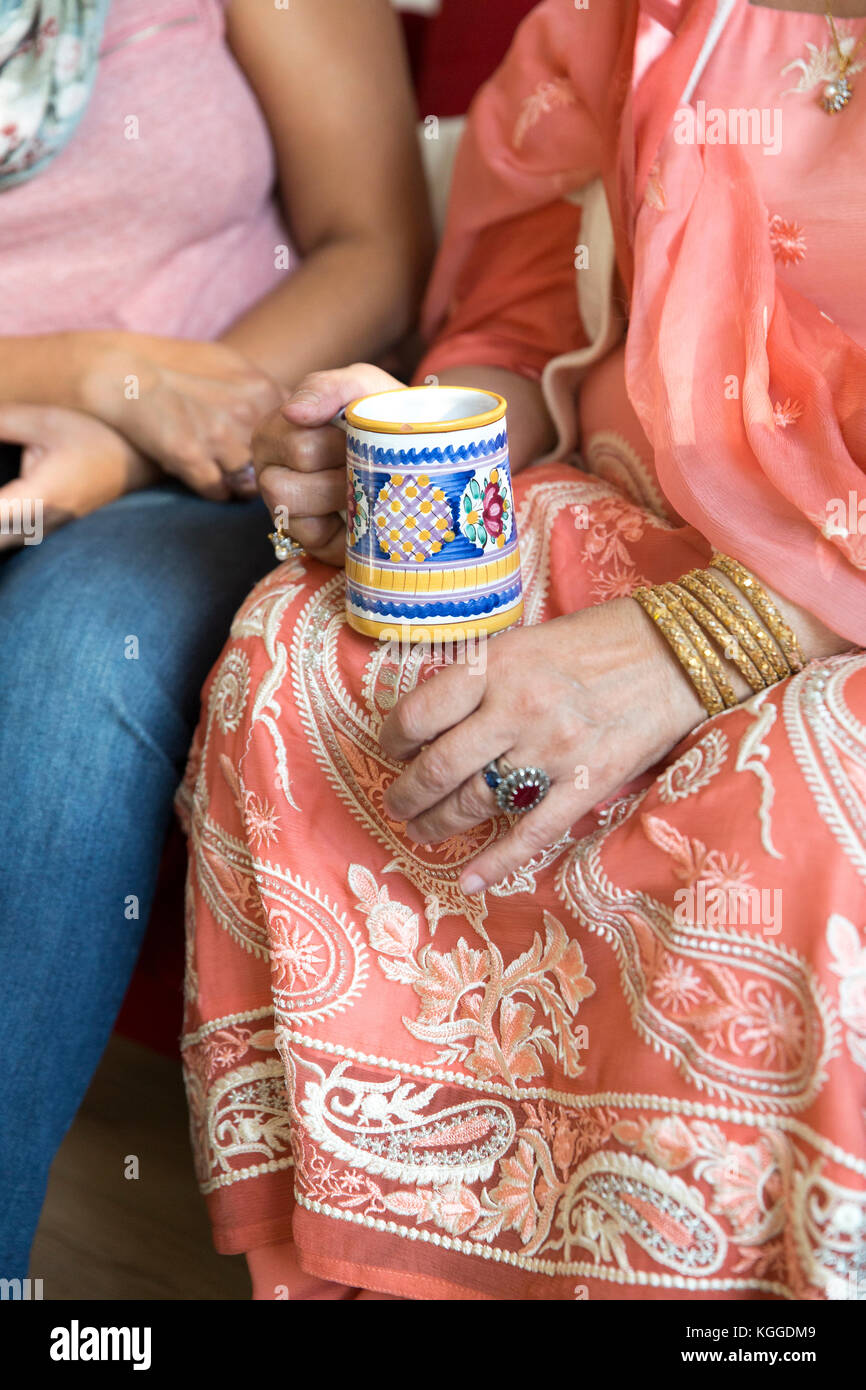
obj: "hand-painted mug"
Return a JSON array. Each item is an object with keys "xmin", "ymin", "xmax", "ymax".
[{"xmin": 343, "ymin": 385, "xmax": 523, "ymax": 642}]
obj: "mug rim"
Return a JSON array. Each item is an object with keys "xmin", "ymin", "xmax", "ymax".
[{"xmin": 345, "ymin": 384, "xmax": 506, "ymax": 436}]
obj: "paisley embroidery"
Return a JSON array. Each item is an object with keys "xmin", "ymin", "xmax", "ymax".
[
  {"xmin": 295, "ymin": 1056, "xmax": 516, "ymax": 1184},
  {"xmin": 583, "ymin": 429, "xmax": 673, "ymax": 521},
  {"xmin": 658, "ymin": 730, "xmax": 729, "ymax": 803},
  {"xmin": 826, "ymin": 914, "xmax": 866, "ymax": 1077},
  {"xmin": 260, "ymin": 867, "xmax": 369, "ymax": 1024},
  {"xmin": 784, "ymin": 656, "xmax": 866, "ymax": 886},
  {"xmin": 229, "ymin": 561, "xmax": 308, "ymax": 812},
  {"xmin": 791, "ymin": 1171, "xmax": 866, "ymax": 1300},
  {"xmin": 734, "ymin": 693, "xmax": 783, "ymax": 861},
  {"xmin": 183, "ymin": 1015, "xmax": 293, "ymax": 1193},
  {"xmin": 211, "ymin": 650, "xmax": 249, "ymax": 735},
  {"xmin": 193, "ymin": 813, "xmax": 265, "ymax": 957},
  {"xmin": 557, "ymin": 816, "xmax": 837, "ymax": 1110}
]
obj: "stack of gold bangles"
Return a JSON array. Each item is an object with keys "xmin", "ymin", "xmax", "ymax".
[{"xmin": 632, "ymin": 552, "xmax": 806, "ymax": 717}]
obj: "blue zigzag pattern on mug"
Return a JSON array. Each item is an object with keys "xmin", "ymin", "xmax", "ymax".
[
  {"xmin": 346, "ymin": 580, "xmax": 523, "ymax": 621},
  {"xmin": 347, "ymin": 432, "xmax": 507, "ymax": 468}
]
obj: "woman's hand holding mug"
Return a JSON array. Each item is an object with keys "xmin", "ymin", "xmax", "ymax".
[{"xmin": 252, "ymin": 363, "xmax": 403, "ymax": 567}]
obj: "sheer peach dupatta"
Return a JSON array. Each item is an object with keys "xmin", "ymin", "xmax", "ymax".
[{"xmin": 423, "ymin": 0, "xmax": 866, "ymax": 644}]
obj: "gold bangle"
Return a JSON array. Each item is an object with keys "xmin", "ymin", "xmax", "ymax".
[
  {"xmin": 688, "ymin": 570, "xmax": 789, "ymax": 681},
  {"xmin": 658, "ymin": 584, "xmax": 739, "ymax": 708},
  {"xmin": 632, "ymin": 586, "xmax": 725, "ymax": 717},
  {"xmin": 665, "ymin": 582, "xmax": 768, "ymax": 693},
  {"xmin": 679, "ymin": 573, "xmax": 779, "ymax": 689},
  {"xmin": 710, "ymin": 553, "xmax": 806, "ymax": 674}
]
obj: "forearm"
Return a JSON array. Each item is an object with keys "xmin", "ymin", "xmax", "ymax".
[
  {"xmin": 421, "ymin": 365, "xmax": 556, "ymax": 474},
  {"xmin": 634, "ymin": 562, "xmax": 856, "ymax": 739},
  {"xmin": 0, "ymin": 333, "xmax": 102, "ymax": 411},
  {"xmin": 221, "ymin": 227, "xmax": 430, "ymax": 389},
  {"xmin": 717, "ymin": 575, "xmax": 852, "ymax": 704}
]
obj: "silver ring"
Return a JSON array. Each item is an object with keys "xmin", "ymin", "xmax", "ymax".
[
  {"xmin": 482, "ymin": 759, "xmax": 551, "ymax": 815},
  {"xmin": 268, "ymin": 522, "xmax": 304, "ymax": 561}
]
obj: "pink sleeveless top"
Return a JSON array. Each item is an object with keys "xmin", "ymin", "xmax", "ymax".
[{"xmin": 0, "ymin": 0, "xmax": 295, "ymax": 338}]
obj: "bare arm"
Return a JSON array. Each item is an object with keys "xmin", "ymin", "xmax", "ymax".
[
  {"xmin": 219, "ymin": 0, "xmax": 433, "ymax": 382},
  {"xmin": 423, "ymin": 365, "xmax": 556, "ymax": 475}
]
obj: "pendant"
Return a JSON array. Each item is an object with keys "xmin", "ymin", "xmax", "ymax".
[{"xmin": 821, "ymin": 72, "xmax": 853, "ymax": 113}]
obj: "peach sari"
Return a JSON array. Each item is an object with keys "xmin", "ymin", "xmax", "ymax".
[{"xmin": 178, "ymin": 0, "xmax": 866, "ymax": 1300}]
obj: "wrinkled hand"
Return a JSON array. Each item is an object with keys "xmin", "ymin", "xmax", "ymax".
[
  {"xmin": 81, "ymin": 334, "xmax": 282, "ymax": 500},
  {"xmin": 0, "ymin": 404, "xmax": 159, "ymax": 548},
  {"xmin": 379, "ymin": 598, "xmax": 706, "ymax": 895},
  {"xmin": 252, "ymin": 363, "xmax": 402, "ymax": 567}
]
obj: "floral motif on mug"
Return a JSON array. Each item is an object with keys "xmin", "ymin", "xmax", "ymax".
[
  {"xmin": 346, "ymin": 465, "xmax": 370, "ymax": 546},
  {"xmin": 459, "ymin": 467, "xmax": 513, "ymax": 553},
  {"xmin": 373, "ymin": 473, "xmax": 456, "ymax": 563}
]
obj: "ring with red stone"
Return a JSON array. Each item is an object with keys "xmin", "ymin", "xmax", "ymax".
[{"xmin": 482, "ymin": 759, "xmax": 551, "ymax": 816}]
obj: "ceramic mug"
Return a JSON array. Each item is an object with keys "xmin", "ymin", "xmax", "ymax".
[{"xmin": 343, "ymin": 385, "xmax": 523, "ymax": 642}]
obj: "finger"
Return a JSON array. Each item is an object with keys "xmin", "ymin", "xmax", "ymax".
[
  {"xmin": 405, "ymin": 769, "xmax": 500, "ymax": 845},
  {"xmin": 307, "ymin": 532, "xmax": 347, "ymax": 568},
  {"xmin": 224, "ymin": 462, "xmax": 258, "ymax": 497},
  {"xmin": 288, "ymin": 513, "xmax": 343, "ymax": 550},
  {"xmin": 162, "ymin": 449, "xmax": 231, "ymax": 501},
  {"xmin": 228, "ymin": 477, "xmax": 260, "ymax": 499},
  {"xmin": 459, "ymin": 783, "xmax": 580, "ymax": 895},
  {"xmin": 214, "ymin": 438, "xmax": 256, "ymax": 474},
  {"xmin": 282, "ymin": 363, "xmax": 404, "ymax": 429},
  {"xmin": 258, "ymin": 463, "xmax": 344, "ymax": 521},
  {"xmin": 380, "ymin": 662, "xmax": 485, "ymax": 762},
  {"xmin": 252, "ymin": 413, "xmax": 344, "ymax": 479},
  {"xmin": 383, "ymin": 709, "xmax": 507, "ymax": 825}
]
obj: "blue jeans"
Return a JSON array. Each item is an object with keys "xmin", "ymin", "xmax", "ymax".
[{"xmin": 0, "ymin": 465, "xmax": 275, "ymax": 1277}]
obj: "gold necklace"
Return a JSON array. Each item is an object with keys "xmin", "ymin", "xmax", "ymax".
[{"xmin": 822, "ymin": 0, "xmax": 866, "ymax": 111}]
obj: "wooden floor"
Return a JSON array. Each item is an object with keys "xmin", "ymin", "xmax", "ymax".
[{"xmin": 29, "ymin": 1035, "xmax": 250, "ymax": 1301}]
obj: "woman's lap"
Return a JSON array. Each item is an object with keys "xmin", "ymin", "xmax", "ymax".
[
  {"xmin": 0, "ymin": 482, "xmax": 275, "ymax": 1276},
  {"xmin": 179, "ymin": 461, "xmax": 866, "ymax": 1300}
]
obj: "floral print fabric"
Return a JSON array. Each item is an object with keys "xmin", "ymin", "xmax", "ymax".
[{"xmin": 177, "ymin": 454, "xmax": 866, "ymax": 1300}]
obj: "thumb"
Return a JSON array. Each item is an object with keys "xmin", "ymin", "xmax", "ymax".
[{"xmin": 282, "ymin": 364, "xmax": 404, "ymax": 428}]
